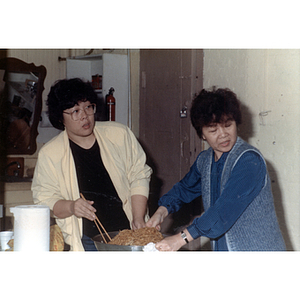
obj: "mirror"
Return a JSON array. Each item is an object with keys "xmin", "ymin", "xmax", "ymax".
[{"xmin": 0, "ymin": 57, "xmax": 46, "ymax": 155}]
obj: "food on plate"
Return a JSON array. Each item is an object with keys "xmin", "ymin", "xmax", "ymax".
[{"xmin": 108, "ymin": 227, "xmax": 163, "ymax": 246}]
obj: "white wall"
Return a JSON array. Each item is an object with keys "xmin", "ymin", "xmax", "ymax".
[{"xmin": 203, "ymin": 49, "xmax": 300, "ymax": 250}]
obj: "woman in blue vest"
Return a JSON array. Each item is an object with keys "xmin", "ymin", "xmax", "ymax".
[{"xmin": 146, "ymin": 87, "xmax": 286, "ymax": 251}]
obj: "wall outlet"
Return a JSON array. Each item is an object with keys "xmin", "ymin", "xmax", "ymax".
[{"xmin": 0, "ymin": 204, "xmax": 3, "ymax": 218}]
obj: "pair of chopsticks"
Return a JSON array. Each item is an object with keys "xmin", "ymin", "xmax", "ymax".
[{"xmin": 80, "ymin": 193, "xmax": 112, "ymax": 244}]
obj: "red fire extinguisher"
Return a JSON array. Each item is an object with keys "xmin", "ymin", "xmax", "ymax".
[{"xmin": 106, "ymin": 87, "xmax": 115, "ymax": 121}]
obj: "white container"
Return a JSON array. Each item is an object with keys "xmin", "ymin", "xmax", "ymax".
[
  {"xmin": 0, "ymin": 231, "xmax": 13, "ymax": 251},
  {"xmin": 10, "ymin": 205, "xmax": 50, "ymax": 251}
]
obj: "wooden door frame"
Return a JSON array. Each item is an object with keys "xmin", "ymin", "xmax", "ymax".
[{"xmin": 189, "ymin": 49, "xmax": 204, "ymax": 165}]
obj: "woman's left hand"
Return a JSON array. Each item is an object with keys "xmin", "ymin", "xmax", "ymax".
[
  {"xmin": 155, "ymin": 233, "xmax": 186, "ymax": 251},
  {"xmin": 131, "ymin": 195, "xmax": 148, "ymax": 230},
  {"xmin": 132, "ymin": 218, "xmax": 146, "ymax": 230}
]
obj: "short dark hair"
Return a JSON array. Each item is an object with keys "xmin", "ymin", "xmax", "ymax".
[
  {"xmin": 47, "ymin": 78, "xmax": 98, "ymax": 130},
  {"xmin": 190, "ymin": 87, "xmax": 242, "ymax": 139}
]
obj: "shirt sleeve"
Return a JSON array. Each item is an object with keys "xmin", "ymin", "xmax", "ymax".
[
  {"xmin": 32, "ymin": 147, "xmax": 63, "ymax": 211},
  {"xmin": 158, "ymin": 158, "xmax": 202, "ymax": 213},
  {"xmin": 187, "ymin": 151, "xmax": 267, "ymax": 240}
]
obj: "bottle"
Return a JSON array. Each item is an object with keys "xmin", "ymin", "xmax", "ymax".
[{"xmin": 106, "ymin": 87, "xmax": 115, "ymax": 121}]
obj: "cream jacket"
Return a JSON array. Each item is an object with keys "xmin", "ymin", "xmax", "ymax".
[{"xmin": 32, "ymin": 122, "xmax": 152, "ymax": 251}]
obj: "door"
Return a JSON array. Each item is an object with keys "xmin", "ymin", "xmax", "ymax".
[{"xmin": 139, "ymin": 49, "xmax": 203, "ymax": 233}]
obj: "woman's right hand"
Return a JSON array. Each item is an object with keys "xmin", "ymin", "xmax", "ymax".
[
  {"xmin": 53, "ymin": 197, "xmax": 96, "ymax": 220},
  {"xmin": 145, "ymin": 206, "xmax": 168, "ymax": 231},
  {"xmin": 71, "ymin": 198, "xmax": 97, "ymax": 221}
]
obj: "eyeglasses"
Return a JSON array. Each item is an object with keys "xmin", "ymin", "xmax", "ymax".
[{"xmin": 63, "ymin": 104, "xmax": 96, "ymax": 121}]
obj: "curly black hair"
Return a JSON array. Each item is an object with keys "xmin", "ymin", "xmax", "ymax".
[
  {"xmin": 190, "ymin": 87, "xmax": 242, "ymax": 139},
  {"xmin": 47, "ymin": 78, "xmax": 98, "ymax": 130}
]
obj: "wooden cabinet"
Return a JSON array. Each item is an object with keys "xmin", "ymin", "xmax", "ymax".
[
  {"xmin": 0, "ymin": 182, "xmax": 33, "ymax": 229},
  {"xmin": 66, "ymin": 53, "xmax": 129, "ymax": 126}
]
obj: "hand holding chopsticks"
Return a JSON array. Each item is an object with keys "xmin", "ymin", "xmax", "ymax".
[{"xmin": 80, "ymin": 193, "xmax": 112, "ymax": 244}]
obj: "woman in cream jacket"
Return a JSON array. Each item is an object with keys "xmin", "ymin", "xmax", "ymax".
[{"xmin": 32, "ymin": 78, "xmax": 152, "ymax": 251}]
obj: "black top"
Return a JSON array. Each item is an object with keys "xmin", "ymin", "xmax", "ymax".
[{"xmin": 69, "ymin": 139, "xmax": 130, "ymax": 238}]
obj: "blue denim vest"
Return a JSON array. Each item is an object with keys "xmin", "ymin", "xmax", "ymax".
[{"xmin": 197, "ymin": 137, "xmax": 286, "ymax": 251}]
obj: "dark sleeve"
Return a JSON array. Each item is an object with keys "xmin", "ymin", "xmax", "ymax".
[
  {"xmin": 158, "ymin": 158, "xmax": 202, "ymax": 214},
  {"xmin": 187, "ymin": 151, "xmax": 266, "ymax": 239}
]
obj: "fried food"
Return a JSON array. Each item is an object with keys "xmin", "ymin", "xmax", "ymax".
[
  {"xmin": 108, "ymin": 227, "xmax": 163, "ymax": 246},
  {"xmin": 50, "ymin": 224, "xmax": 64, "ymax": 251},
  {"xmin": 4, "ymin": 239, "xmax": 14, "ymax": 251}
]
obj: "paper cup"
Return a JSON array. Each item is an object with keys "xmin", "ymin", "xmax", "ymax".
[{"xmin": 0, "ymin": 231, "xmax": 13, "ymax": 251}]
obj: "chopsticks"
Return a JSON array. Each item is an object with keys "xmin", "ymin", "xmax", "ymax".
[{"xmin": 80, "ymin": 193, "xmax": 112, "ymax": 244}]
